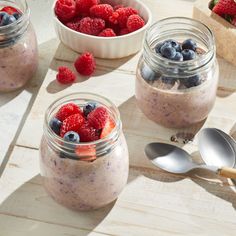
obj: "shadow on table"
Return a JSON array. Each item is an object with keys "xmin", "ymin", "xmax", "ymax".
[{"xmin": 0, "ymin": 174, "xmax": 115, "ymax": 235}]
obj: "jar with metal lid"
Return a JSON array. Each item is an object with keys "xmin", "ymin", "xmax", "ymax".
[
  {"xmin": 135, "ymin": 17, "xmax": 219, "ymax": 128},
  {"xmin": 0, "ymin": 0, "xmax": 38, "ymax": 92},
  {"xmin": 39, "ymin": 93, "xmax": 129, "ymax": 211}
]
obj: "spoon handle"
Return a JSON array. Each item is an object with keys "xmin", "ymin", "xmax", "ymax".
[{"xmin": 218, "ymin": 167, "xmax": 236, "ymax": 179}]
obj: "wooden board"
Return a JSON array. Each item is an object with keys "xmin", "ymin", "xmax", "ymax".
[
  {"xmin": 193, "ymin": 0, "xmax": 236, "ymax": 66},
  {"xmin": 1, "ymin": 0, "xmax": 236, "ymax": 235}
]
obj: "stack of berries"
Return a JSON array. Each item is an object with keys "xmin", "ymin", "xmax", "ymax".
[
  {"xmin": 54, "ymin": 0, "xmax": 145, "ymax": 37},
  {"xmin": 210, "ymin": 0, "xmax": 236, "ymax": 26}
]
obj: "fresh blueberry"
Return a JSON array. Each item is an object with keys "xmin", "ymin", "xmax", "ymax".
[
  {"xmin": 0, "ymin": 13, "xmax": 10, "ymax": 26},
  {"xmin": 160, "ymin": 43, "xmax": 176, "ymax": 59},
  {"xmin": 49, "ymin": 117, "xmax": 62, "ymax": 135},
  {"xmin": 8, "ymin": 15, "xmax": 16, "ymax": 24},
  {"xmin": 182, "ymin": 49, "xmax": 196, "ymax": 61},
  {"xmin": 141, "ymin": 64, "xmax": 158, "ymax": 82},
  {"xmin": 182, "ymin": 39, "xmax": 197, "ymax": 51},
  {"xmin": 161, "ymin": 76, "xmax": 176, "ymax": 84},
  {"xmin": 183, "ymin": 75, "xmax": 201, "ymax": 88},
  {"xmin": 13, "ymin": 12, "xmax": 21, "ymax": 20},
  {"xmin": 172, "ymin": 52, "xmax": 184, "ymax": 61},
  {"xmin": 83, "ymin": 102, "xmax": 97, "ymax": 116},
  {"xmin": 155, "ymin": 42, "xmax": 165, "ymax": 54},
  {"xmin": 166, "ymin": 40, "xmax": 181, "ymax": 52},
  {"xmin": 63, "ymin": 131, "xmax": 80, "ymax": 143}
]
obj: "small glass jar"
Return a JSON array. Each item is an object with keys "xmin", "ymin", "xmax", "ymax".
[
  {"xmin": 135, "ymin": 17, "xmax": 219, "ymax": 128},
  {"xmin": 0, "ymin": 0, "xmax": 38, "ymax": 92},
  {"xmin": 39, "ymin": 93, "xmax": 129, "ymax": 211}
]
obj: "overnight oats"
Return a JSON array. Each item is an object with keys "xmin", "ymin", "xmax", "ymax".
[
  {"xmin": 135, "ymin": 17, "xmax": 219, "ymax": 128},
  {"xmin": 0, "ymin": 0, "xmax": 38, "ymax": 92},
  {"xmin": 40, "ymin": 93, "xmax": 129, "ymax": 211}
]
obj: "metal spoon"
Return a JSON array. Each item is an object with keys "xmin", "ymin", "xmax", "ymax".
[{"xmin": 145, "ymin": 143, "xmax": 236, "ymax": 178}]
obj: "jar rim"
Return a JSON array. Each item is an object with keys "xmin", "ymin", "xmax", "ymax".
[{"xmin": 44, "ymin": 92, "xmax": 122, "ymax": 158}]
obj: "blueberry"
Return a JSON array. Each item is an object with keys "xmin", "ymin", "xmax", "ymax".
[
  {"xmin": 83, "ymin": 102, "xmax": 97, "ymax": 116},
  {"xmin": 160, "ymin": 43, "xmax": 176, "ymax": 59},
  {"xmin": 161, "ymin": 76, "xmax": 176, "ymax": 84},
  {"xmin": 13, "ymin": 12, "xmax": 21, "ymax": 20},
  {"xmin": 183, "ymin": 75, "xmax": 201, "ymax": 88},
  {"xmin": 166, "ymin": 40, "xmax": 181, "ymax": 52},
  {"xmin": 0, "ymin": 13, "xmax": 10, "ymax": 26},
  {"xmin": 182, "ymin": 39, "xmax": 197, "ymax": 51},
  {"xmin": 49, "ymin": 117, "xmax": 62, "ymax": 135},
  {"xmin": 182, "ymin": 49, "xmax": 196, "ymax": 61},
  {"xmin": 8, "ymin": 15, "xmax": 16, "ymax": 24},
  {"xmin": 155, "ymin": 42, "xmax": 165, "ymax": 54},
  {"xmin": 63, "ymin": 131, "xmax": 80, "ymax": 143},
  {"xmin": 141, "ymin": 64, "xmax": 158, "ymax": 82},
  {"xmin": 172, "ymin": 52, "xmax": 183, "ymax": 61}
]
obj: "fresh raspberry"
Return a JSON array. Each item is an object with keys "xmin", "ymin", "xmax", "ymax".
[
  {"xmin": 90, "ymin": 4, "xmax": 114, "ymax": 21},
  {"xmin": 60, "ymin": 113, "xmax": 85, "ymax": 137},
  {"xmin": 54, "ymin": 0, "xmax": 76, "ymax": 22},
  {"xmin": 79, "ymin": 17, "xmax": 105, "ymax": 35},
  {"xmin": 78, "ymin": 122, "xmax": 100, "ymax": 142},
  {"xmin": 212, "ymin": 0, "xmax": 236, "ymax": 16},
  {"xmin": 100, "ymin": 117, "xmax": 115, "ymax": 138},
  {"xmin": 74, "ymin": 52, "xmax": 96, "ymax": 76},
  {"xmin": 109, "ymin": 7, "xmax": 138, "ymax": 28},
  {"xmin": 113, "ymin": 4, "xmax": 124, "ymax": 11},
  {"xmin": 66, "ymin": 17, "xmax": 81, "ymax": 31},
  {"xmin": 119, "ymin": 28, "xmax": 129, "ymax": 35},
  {"xmin": 56, "ymin": 66, "xmax": 76, "ymax": 84},
  {"xmin": 88, "ymin": 106, "xmax": 109, "ymax": 129},
  {"xmin": 105, "ymin": 21, "xmax": 121, "ymax": 34},
  {"xmin": 99, "ymin": 28, "xmax": 116, "ymax": 37},
  {"xmin": 56, "ymin": 103, "xmax": 83, "ymax": 122},
  {"xmin": 76, "ymin": 0, "xmax": 99, "ymax": 16},
  {"xmin": 1, "ymin": 6, "xmax": 19, "ymax": 14},
  {"xmin": 127, "ymin": 14, "xmax": 145, "ymax": 32}
]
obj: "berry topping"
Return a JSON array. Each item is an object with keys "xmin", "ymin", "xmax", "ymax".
[
  {"xmin": 74, "ymin": 52, "xmax": 96, "ymax": 76},
  {"xmin": 49, "ymin": 117, "xmax": 62, "ymax": 135},
  {"xmin": 182, "ymin": 39, "xmax": 197, "ymax": 51},
  {"xmin": 155, "ymin": 42, "xmax": 165, "ymax": 54},
  {"xmin": 161, "ymin": 76, "xmax": 176, "ymax": 84},
  {"xmin": 79, "ymin": 17, "xmax": 105, "ymax": 35},
  {"xmin": 1, "ymin": 6, "xmax": 19, "ymax": 15},
  {"xmin": 127, "ymin": 14, "xmax": 145, "ymax": 32},
  {"xmin": 75, "ymin": 145, "xmax": 96, "ymax": 161},
  {"xmin": 0, "ymin": 12, "xmax": 16, "ymax": 26},
  {"xmin": 66, "ymin": 18, "xmax": 80, "ymax": 31},
  {"xmin": 90, "ymin": 4, "xmax": 114, "ymax": 21},
  {"xmin": 78, "ymin": 122, "xmax": 100, "ymax": 142},
  {"xmin": 212, "ymin": 0, "xmax": 236, "ymax": 16},
  {"xmin": 100, "ymin": 117, "xmax": 115, "ymax": 138},
  {"xmin": 160, "ymin": 43, "xmax": 176, "ymax": 59},
  {"xmin": 88, "ymin": 106, "xmax": 109, "ymax": 129},
  {"xmin": 60, "ymin": 113, "xmax": 85, "ymax": 137},
  {"xmin": 83, "ymin": 102, "xmax": 97, "ymax": 116},
  {"xmin": 12, "ymin": 12, "xmax": 21, "ymax": 20},
  {"xmin": 75, "ymin": 0, "xmax": 99, "ymax": 16},
  {"xmin": 55, "ymin": 0, "xmax": 76, "ymax": 22},
  {"xmin": 141, "ymin": 65, "xmax": 158, "ymax": 82},
  {"xmin": 98, "ymin": 28, "xmax": 116, "ymax": 37},
  {"xmin": 166, "ymin": 40, "xmax": 181, "ymax": 52},
  {"xmin": 63, "ymin": 131, "xmax": 80, "ymax": 143},
  {"xmin": 181, "ymin": 49, "xmax": 196, "ymax": 61},
  {"xmin": 172, "ymin": 52, "xmax": 184, "ymax": 61},
  {"xmin": 56, "ymin": 103, "xmax": 82, "ymax": 122},
  {"xmin": 183, "ymin": 75, "xmax": 201, "ymax": 88},
  {"xmin": 56, "ymin": 66, "xmax": 76, "ymax": 84}
]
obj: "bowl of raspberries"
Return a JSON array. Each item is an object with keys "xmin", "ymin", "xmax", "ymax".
[{"xmin": 53, "ymin": 0, "xmax": 152, "ymax": 58}]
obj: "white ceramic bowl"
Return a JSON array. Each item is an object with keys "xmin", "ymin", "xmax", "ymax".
[{"xmin": 52, "ymin": 0, "xmax": 152, "ymax": 59}]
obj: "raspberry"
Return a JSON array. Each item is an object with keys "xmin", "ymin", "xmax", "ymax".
[
  {"xmin": 109, "ymin": 7, "xmax": 138, "ymax": 28},
  {"xmin": 56, "ymin": 103, "xmax": 83, "ymax": 122},
  {"xmin": 79, "ymin": 17, "xmax": 105, "ymax": 35},
  {"xmin": 113, "ymin": 5, "xmax": 124, "ymax": 11},
  {"xmin": 99, "ymin": 28, "xmax": 116, "ymax": 37},
  {"xmin": 54, "ymin": 0, "xmax": 76, "ymax": 22},
  {"xmin": 119, "ymin": 28, "xmax": 129, "ymax": 35},
  {"xmin": 76, "ymin": 0, "xmax": 99, "ymax": 16},
  {"xmin": 78, "ymin": 122, "xmax": 100, "ymax": 142},
  {"xmin": 88, "ymin": 106, "xmax": 109, "ymax": 129},
  {"xmin": 1, "ymin": 6, "xmax": 19, "ymax": 14},
  {"xmin": 90, "ymin": 4, "xmax": 113, "ymax": 21},
  {"xmin": 66, "ymin": 17, "xmax": 80, "ymax": 31},
  {"xmin": 127, "ymin": 14, "xmax": 145, "ymax": 32},
  {"xmin": 74, "ymin": 52, "xmax": 96, "ymax": 76},
  {"xmin": 60, "ymin": 113, "xmax": 85, "ymax": 137},
  {"xmin": 56, "ymin": 66, "xmax": 76, "ymax": 84}
]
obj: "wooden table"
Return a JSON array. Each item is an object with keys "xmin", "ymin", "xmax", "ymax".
[{"xmin": 1, "ymin": 0, "xmax": 236, "ymax": 235}]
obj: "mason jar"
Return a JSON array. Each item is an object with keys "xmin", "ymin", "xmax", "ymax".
[
  {"xmin": 0, "ymin": 0, "xmax": 38, "ymax": 92},
  {"xmin": 39, "ymin": 93, "xmax": 129, "ymax": 211},
  {"xmin": 135, "ymin": 17, "xmax": 219, "ymax": 128}
]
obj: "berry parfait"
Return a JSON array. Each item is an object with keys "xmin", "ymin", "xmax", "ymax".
[
  {"xmin": 40, "ymin": 93, "xmax": 129, "ymax": 211},
  {"xmin": 0, "ymin": 0, "xmax": 38, "ymax": 92},
  {"xmin": 135, "ymin": 17, "xmax": 219, "ymax": 128}
]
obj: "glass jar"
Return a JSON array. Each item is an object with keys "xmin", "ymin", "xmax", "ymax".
[
  {"xmin": 135, "ymin": 17, "xmax": 219, "ymax": 128},
  {"xmin": 39, "ymin": 93, "xmax": 129, "ymax": 211},
  {"xmin": 0, "ymin": 0, "xmax": 38, "ymax": 92}
]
